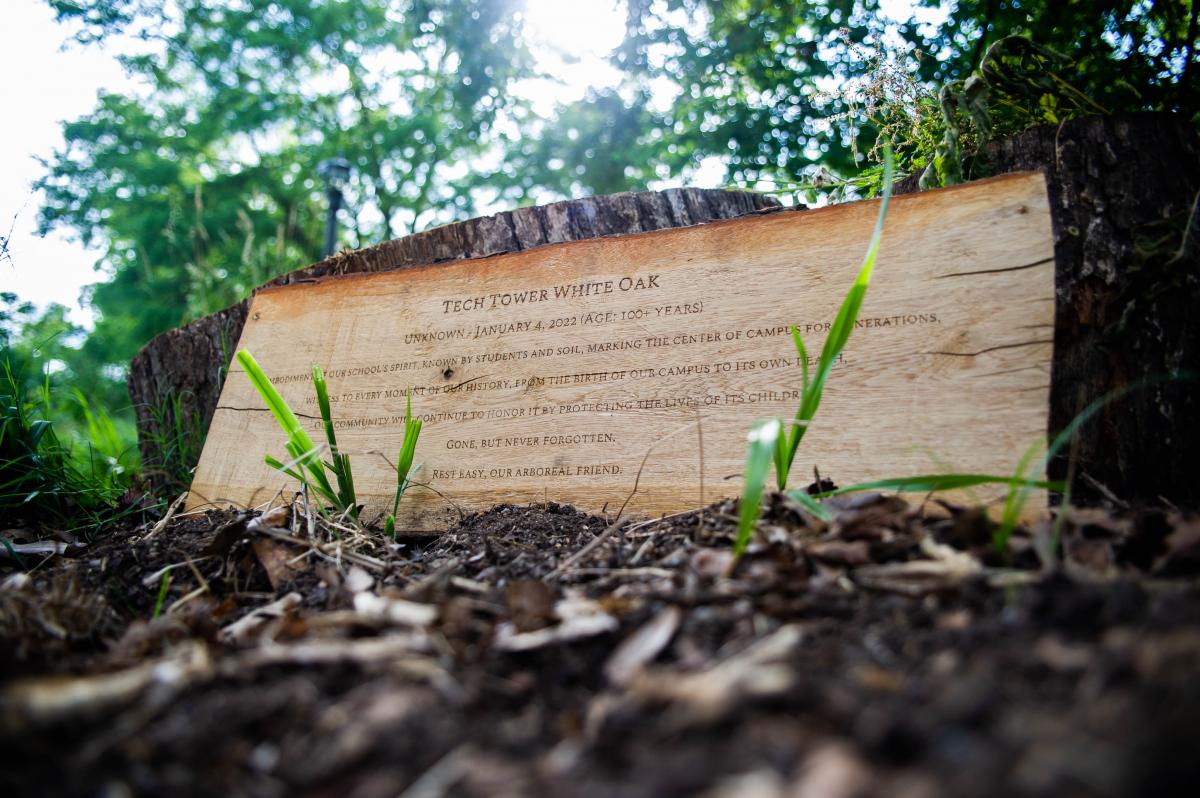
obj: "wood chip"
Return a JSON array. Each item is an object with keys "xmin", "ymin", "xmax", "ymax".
[
  {"xmin": 494, "ymin": 597, "xmax": 618, "ymax": 652},
  {"xmin": 625, "ymin": 625, "xmax": 803, "ymax": 727},
  {"xmin": 604, "ymin": 605, "xmax": 682, "ymax": 686},
  {"xmin": 218, "ymin": 592, "xmax": 302, "ymax": 645},
  {"xmin": 353, "ymin": 592, "xmax": 438, "ymax": 627},
  {"xmin": 1, "ymin": 643, "xmax": 212, "ymax": 730}
]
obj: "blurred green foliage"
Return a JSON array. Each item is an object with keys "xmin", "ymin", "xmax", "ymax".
[
  {"xmin": 607, "ymin": 0, "xmax": 1196, "ymax": 187},
  {"xmin": 1, "ymin": 348, "xmax": 137, "ymax": 534}
]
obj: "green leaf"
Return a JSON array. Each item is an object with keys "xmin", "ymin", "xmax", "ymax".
[
  {"xmin": 312, "ymin": 364, "xmax": 356, "ymax": 518},
  {"xmin": 238, "ymin": 349, "xmax": 335, "ymax": 505},
  {"xmin": 390, "ymin": 387, "xmax": 424, "ymax": 522},
  {"xmin": 787, "ymin": 488, "xmax": 835, "ymax": 522},
  {"xmin": 734, "ymin": 419, "xmax": 782, "ymax": 558},
  {"xmin": 815, "ymin": 473, "xmax": 1066, "ymax": 497}
]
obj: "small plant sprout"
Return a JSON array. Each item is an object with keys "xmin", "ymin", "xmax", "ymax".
[
  {"xmin": 236, "ymin": 350, "xmax": 347, "ymax": 517},
  {"xmin": 151, "ymin": 569, "xmax": 172, "ymax": 619},
  {"xmin": 733, "ymin": 142, "xmax": 893, "ymax": 557},
  {"xmin": 237, "ymin": 349, "xmax": 424, "ymax": 530},
  {"xmin": 384, "ymin": 388, "xmax": 423, "ymax": 538},
  {"xmin": 734, "ymin": 419, "xmax": 782, "ymax": 558}
]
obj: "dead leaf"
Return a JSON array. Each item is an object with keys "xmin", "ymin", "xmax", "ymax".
[
  {"xmin": 626, "ymin": 625, "xmax": 803, "ymax": 728},
  {"xmin": 1065, "ymin": 537, "xmax": 1115, "ymax": 573},
  {"xmin": 807, "ymin": 541, "xmax": 872, "ymax": 566},
  {"xmin": 505, "ymin": 580, "xmax": 556, "ymax": 632},
  {"xmin": 691, "ymin": 548, "xmax": 735, "ymax": 578},
  {"xmin": 251, "ymin": 537, "xmax": 306, "ymax": 591},
  {"xmin": 202, "ymin": 513, "xmax": 253, "ymax": 557},
  {"xmin": 344, "ymin": 566, "xmax": 375, "ymax": 594},
  {"xmin": 1, "ymin": 643, "xmax": 212, "ymax": 730},
  {"xmin": 699, "ymin": 769, "xmax": 785, "ymax": 798},
  {"xmin": 1153, "ymin": 517, "xmax": 1200, "ymax": 576},
  {"xmin": 1033, "ymin": 634, "xmax": 1093, "ymax": 672},
  {"xmin": 790, "ymin": 741, "xmax": 873, "ymax": 798},
  {"xmin": 247, "ymin": 505, "xmax": 292, "ymax": 532}
]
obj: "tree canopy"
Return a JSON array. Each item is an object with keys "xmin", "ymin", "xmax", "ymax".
[{"xmin": 38, "ymin": 0, "xmax": 539, "ymax": 383}]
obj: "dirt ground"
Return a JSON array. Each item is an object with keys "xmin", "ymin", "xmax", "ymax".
[{"xmin": 2, "ymin": 492, "xmax": 1199, "ymax": 797}]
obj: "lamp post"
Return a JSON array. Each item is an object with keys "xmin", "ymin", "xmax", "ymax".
[{"xmin": 317, "ymin": 157, "xmax": 352, "ymax": 258}]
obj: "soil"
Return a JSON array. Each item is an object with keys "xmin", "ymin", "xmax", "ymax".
[{"xmin": 2, "ymin": 493, "xmax": 1199, "ymax": 797}]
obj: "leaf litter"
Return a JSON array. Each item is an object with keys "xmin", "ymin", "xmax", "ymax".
[{"xmin": 1, "ymin": 493, "xmax": 1199, "ymax": 796}]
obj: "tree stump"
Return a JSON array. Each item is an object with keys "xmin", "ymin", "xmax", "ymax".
[
  {"xmin": 899, "ymin": 113, "xmax": 1200, "ymax": 509},
  {"xmin": 133, "ymin": 114, "xmax": 1200, "ymax": 511},
  {"xmin": 128, "ymin": 188, "xmax": 780, "ymax": 490}
]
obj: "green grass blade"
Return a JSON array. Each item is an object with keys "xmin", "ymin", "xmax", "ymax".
[
  {"xmin": 791, "ymin": 325, "xmax": 810, "ymax": 396},
  {"xmin": 151, "ymin": 570, "xmax": 172, "ymax": 619},
  {"xmin": 772, "ymin": 431, "xmax": 789, "ymax": 492},
  {"xmin": 787, "ymin": 488, "xmax": 835, "ymax": 522},
  {"xmin": 811, "ymin": 472, "xmax": 1066, "ymax": 497},
  {"xmin": 264, "ymin": 453, "xmax": 306, "ymax": 484},
  {"xmin": 0, "ymin": 534, "xmax": 28, "ymax": 570},
  {"xmin": 993, "ymin": 375, "xmax": 1188, "ymax": 554},
  {"xmin": 735, "ymin": 419, "xmax": 782, "ymax": 558},
  {"xmin": 237, "ymin": 350, "xmax": 338, "ymax": 504},
  {"xmin": 780, "ymin": 143, "xmax": 894, "ymax": 484},
  {"xmin": 312, "ymin": 364, "xmax": 356, "ymax": 517},
  {"xmin": 390, "ymin": 388, "xmax": 424, "ymax": 521}
]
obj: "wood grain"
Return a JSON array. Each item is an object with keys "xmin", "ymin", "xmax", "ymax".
[{"xmin": 187, "ymin": 172, "xmax": 1055, "ymax": 530}]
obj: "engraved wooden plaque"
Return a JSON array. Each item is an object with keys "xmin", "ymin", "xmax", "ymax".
[{"xmin": 188, "ymin": 173, "xmax": 1055, "ymax": 530}]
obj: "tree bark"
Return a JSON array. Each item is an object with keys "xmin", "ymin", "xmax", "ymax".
[
  {"xmin": 129, "ymin": 188, "xmax": 781, "ymax": 490},
  {"xmin": 899, "ymin": 113, "xmax": 1200, "ymax": 509}
]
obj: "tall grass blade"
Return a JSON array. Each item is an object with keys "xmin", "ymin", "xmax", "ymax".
[
  {"xmin": 236, "ymin": 350, "xmax": 336, "ymax": 503},
  {"xmin": 777, "ymin": 143, "xmax": 894, "ymax": 489},
  {"xmin": 152, "ymin": 570, "xmax": 171, "ymax": 619},
  {"xmin": 788, "ymin": 488, "xmax": 835, "ymax": 522}
]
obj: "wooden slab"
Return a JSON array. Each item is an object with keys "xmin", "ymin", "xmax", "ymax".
[{"xmin": 188, "ymin": 172, "xmax": 1055, "ymax": 530}]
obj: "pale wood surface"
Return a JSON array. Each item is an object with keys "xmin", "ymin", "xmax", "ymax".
[
  {"xmin": 188, "ymin": 172, "xmax": 1055, "ymax": 529},
  {"xmin": 130, "ymin": 189, "xmax": 777, "ymax": 491}
]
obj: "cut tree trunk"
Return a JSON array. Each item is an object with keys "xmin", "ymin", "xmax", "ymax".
[
  {"xmin": 128, "ymin": 188, "xmax": 780, "ymax": 490},
  {"xmin": 898, "ymin": 112, "xmax": 1200, "ymax": 509}
]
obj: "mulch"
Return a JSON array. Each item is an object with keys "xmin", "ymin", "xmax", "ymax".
[{"xmin": 2, "ymin": 492, "xmax": 1199, "ymax": 797}]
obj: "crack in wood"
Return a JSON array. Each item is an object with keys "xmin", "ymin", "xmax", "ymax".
[
  {"xmin": 216, "ymin": 405, "xmax": 324, "ymax": 422},
  {"xmin": 446, "ymin": 374, "xmax": 492, "ymax": 393},
  {"xmin": 926, "ymin": 339, "xmax": 1054, "ymax": 358},
  {"xmin": 934, "ymin": 256, "xmax": 1054, "ymax": 279},
  {"xmin": 977, "ymin": 365, "xmax": 1051, "ymax": 378}
]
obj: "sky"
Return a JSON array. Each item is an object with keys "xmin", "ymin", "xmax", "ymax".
[{"xmin": 0, "ymin": 0, "xmax": 138, "ymax": 327}]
